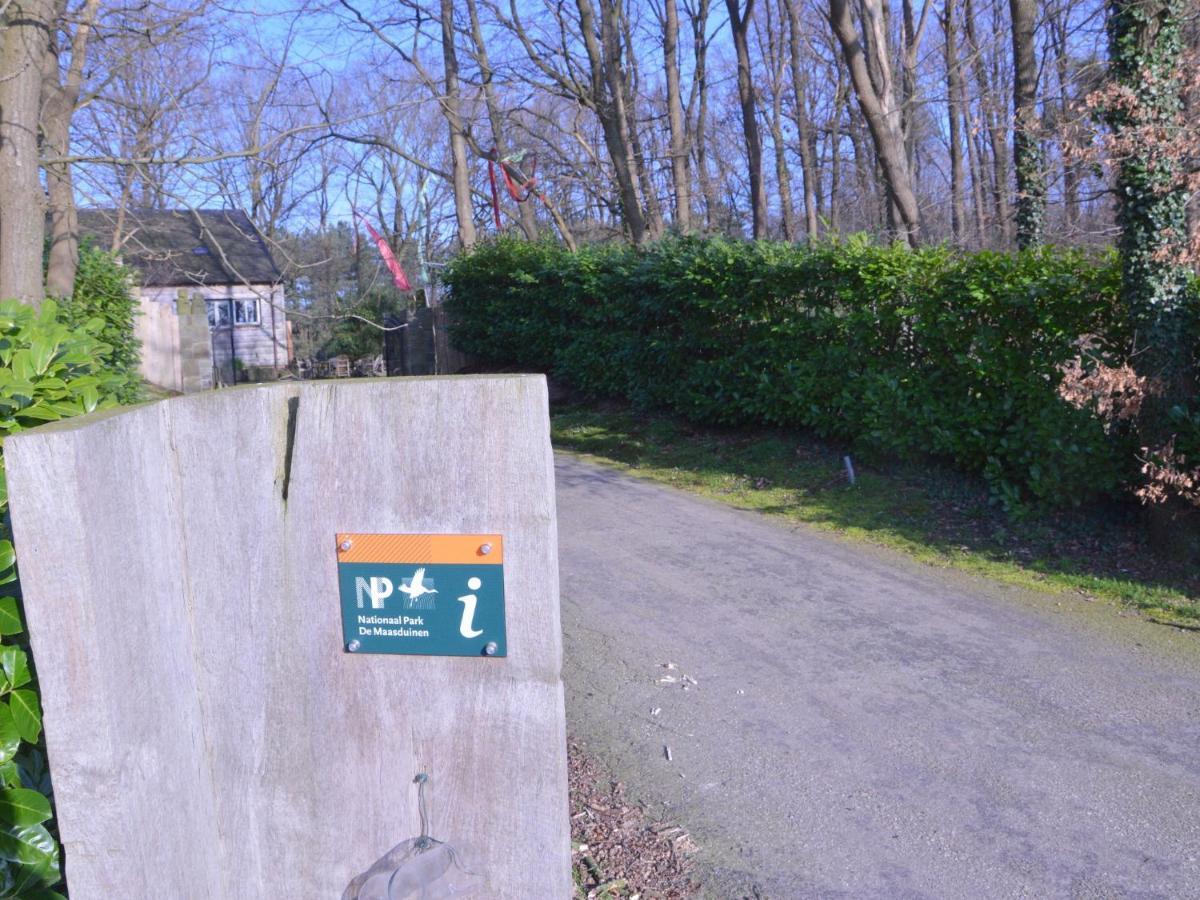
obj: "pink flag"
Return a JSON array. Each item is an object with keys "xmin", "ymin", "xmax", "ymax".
[{"xmin": 357, "ymin": 214, "xmax": 412, "ymax": 292}]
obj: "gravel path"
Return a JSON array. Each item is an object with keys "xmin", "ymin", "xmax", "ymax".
[{"xmin": 556, "ymin": 454, "xmax": 1200, "ymax": 899}]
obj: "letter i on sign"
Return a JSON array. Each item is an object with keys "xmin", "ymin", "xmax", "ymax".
[{"xmin": 457, "ymin": 577, "xmax": 484, "ymax": 638}]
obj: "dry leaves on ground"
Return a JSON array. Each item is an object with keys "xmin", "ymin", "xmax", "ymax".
[{"xmin": 569, "ymin": 738, "xmax": 697, "ymax": 899}]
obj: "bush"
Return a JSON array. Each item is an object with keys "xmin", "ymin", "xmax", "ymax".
[
  {"xmin": 317, "ymin": 288, "xmax": 406, "ymax": 361},
  {"xmin": 58, "ymin": 246, "xmax": 141, "ymax": 404},
  {"xmin": 445, "ymin": 235, "xmax": 1135, "ymax": 508},
  {"xmin": 0, "ymin": 299, "xmax": 126, "ymax": 898}
]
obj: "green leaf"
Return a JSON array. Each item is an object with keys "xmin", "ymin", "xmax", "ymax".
[
  {"xmin": 0, "ymin": 790, "xmax": 50, "ymax": 828},
  {"xmin": 0, "ymin": 546, "xmax": 12, "ymax": 577},
  {"xmin": 5, "ymin": 382, "xmax": 35, "ymax": 402},
  {"xmin": 0, "ymin": 651, "xmax": 28, "ymax": 692},
  {"xmin": 7, "ymin": 354, "xmax": 32, "ymax": 386},
  {"xmin": 14, "ymin": 406, "xmax": 59, "ymax": 424},
  {"xmin": 15, "ymin": 889, "xmax": 66, "ymax": 900},
  {"xmin": 7, "ymin": 695, "xmax": 39, "ymax": 745},
  {"xmin": 0, "ymin": 822, "xmax": 57, "ymax": 867},
  {"xmin": 0, "ymin": 763, "xmax": 19, "ymax": 790},
  {"xmin": 0, "ymin": 708, "xmax": 17, "ymax": 767},
  {"xmin": 45, "ymin": 401, "xmax": 82, "ymax": 418},
  {"xmin": 26, "ymin": 340, "xmax": 56, "ymax": 378}
]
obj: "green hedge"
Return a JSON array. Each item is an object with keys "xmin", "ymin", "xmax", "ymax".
[
  {"xmin": 59, "ymin": 247, "xmax": 142, "ymax": 405},
  {"xmin": 445, "ymin": 235, "xmax": 1140, "ymax": 508},
  {"xmin": 0, "ymin": 299, "xmax": 126, "ymax": 898}
]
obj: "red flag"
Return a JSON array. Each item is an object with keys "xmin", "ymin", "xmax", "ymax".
[{"xmin": 357, "ymin": 214, "xmax": 412, "ymax": 292}]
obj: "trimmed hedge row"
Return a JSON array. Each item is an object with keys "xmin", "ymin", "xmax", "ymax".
[
  {"xmin": 59, "ymin": 246, "xmax": 143, "ymax": 405},
  {"xmin": 445, "ymin": 235, "xmax": 1139, "ymax": 508}
]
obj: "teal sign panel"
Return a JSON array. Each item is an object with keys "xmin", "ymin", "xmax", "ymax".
[{"xmin": 337, "ymin": 560, "xmax": 507, "ymax": 657}]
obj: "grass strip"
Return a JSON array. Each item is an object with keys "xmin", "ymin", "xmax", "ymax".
[{"xmin": 551, "ymin": 406, "xmax": 1200, "ymax": 626}]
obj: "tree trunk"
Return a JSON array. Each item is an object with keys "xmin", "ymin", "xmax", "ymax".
[
  {"xmin": 691, "ymin": 0, "xmax": 719, "ymax": 231},
  {"xmin": 786, "ymin": 0, "xmax": 820, "ymax": 238},
  {"xmin": 1010, "ymin": 0, "xmax": 1044, "ymax": 248},
  {"xmin": 41, "ymin": 0, "xmax": 96, "ymax": 298},
  {"xmin": 760, "ymin": 0, "xmax": 795, "ymax": 239},
  {"xmin": 829, "ymin": 75, "xmax": 847, "ymax": 231},
  {"xmin": 725, "ymin": 0, "xmax": 768, "ymax": 239},
  {"xmin": 943, "ymin": 0, "xmax": 966, "ymax": 244},
  {"xmin": 1182, "ymin": 12, "xmax": 1200, "ymax": 251},
  {"xmin": 828, "ymin": 0, "xmax": 922, "ymax": 245},
  {"xmin": 1048, "ymin": 7, "xmax": 1081, "ymax": 232},
  {"xmin": 848, "ymin": 118, "xmax": 878, "ymax": 230},
  {"xmin": 663, "ymin": 0, "xmax": 692, "ymax": 232},
  {"xmin": 1107, "ymin": 0, "xmax": 1191, "ymax": 406},
  {"xmin": 0, "ymin": 0, "xmax": 54, "ymax": 305},
  {"xmin": 43, "ymin": 0, "xmax": 100, "ymax": 298},
  {"xmin": 577, "ymin": 0, "xmax": 646, "ymax": 242},
  {"xmin": 42, "ymin": 90, "xmax": 78, "ymax": 300},
  {"xmin": 619, "ymin": 8, "xmax": 664, "ymax": 239},
  {"xmin": 900, "ymin": 0, "xmax": 931, "ymax": 173},
  {"xmin": 965, "ymin": 99, "xmax": 988, "ymax": 243},
  {"xmin": 769, "ymin": 115, "xmax": 795, "ymax": 240},
  {"xmin": 964, "ymin": 0, "xmax": 1011, "ymax": 246},
  {"xmin": 440, "ymin": 0, "xmax": 477, "ymax": 248}
]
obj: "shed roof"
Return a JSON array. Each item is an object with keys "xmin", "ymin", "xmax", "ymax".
[{"xmin": 76, "ymin": 208, "xmax": 282, "ymax": 288}]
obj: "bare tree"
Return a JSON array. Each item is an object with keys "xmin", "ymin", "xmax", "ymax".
[
  {"xmin": 725, "ymin": 0, "xmax": 768, "ymax": 238},
  {"xmin": 464, "ymin": 0, "xmax": 538, "ymax": 239},
  {"xmin": 661, "ymin": 0, "xmax": 692, "ymax": 231},
  {"xmin": 685, "ymin": 0, "xmax": 719, "ymax": 230},
  {"xmin": 0, "ymin": 0, "xmax": 1126, "ymax": 310},
  {"xmin": 42, "ymin": 0, "xmax": 101, "ymax": 298},
  {"xmin": 828, "ymin": 0, "xmax": 923, "ymax": 244},
  {"xmin": 963, "ymin": 0, "xmax": 1012, "ymax": 245},
  {"xmin": 755, "ymin": 0, "xmax": 794, "ymax": 238},
  {"xmin": 494, "ymin": 0, "xmax": 648, "ymax": 241},
  {"xmin": 440, "ymin": 0, "xmax": 477, "ymax": 247},
  {"xmin": 944, "ymin": 0, "xmax": 967, "ymax": 243},
  {"xmin": 785, "ymin": 0, "xmax": 821, "ymax": 238}
]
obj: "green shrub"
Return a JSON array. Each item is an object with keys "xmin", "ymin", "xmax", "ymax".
[
  {"xmin": 445, "ymin": 235, "xmax": 1135, "ymax": 508},
  {"xmin": 0, "ymin": 299, "xmax": 126, "ymax": 898},
  {"xmin": 317, "ymin": 288, "xmax": 407, "ymax": 361},
  {"xmin": 59, "ymin": 246, "xmax": 141, "ymax": 404}
]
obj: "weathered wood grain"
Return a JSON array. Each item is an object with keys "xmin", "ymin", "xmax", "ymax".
[{"xmin": 4, "ymin": 376, "xmax": 570, "ymax": 898}]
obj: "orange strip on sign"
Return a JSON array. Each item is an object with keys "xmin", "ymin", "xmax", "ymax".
[{"xmin": 335, "ymin": 533, "xmax": 503, "ymax": 565}]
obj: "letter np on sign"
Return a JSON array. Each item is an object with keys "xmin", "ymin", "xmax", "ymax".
[{"xmin": 337, "ymin": 533, "xmax": 507, "ymax": 656}]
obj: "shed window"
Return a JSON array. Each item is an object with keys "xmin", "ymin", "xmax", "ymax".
[
  {"xmin": 207, "ymin": 299, "xmax": 259, "ymax": 328},
  {"xmin": 234, "ymin": 299, "xmax": 259, "ymax": 324}
]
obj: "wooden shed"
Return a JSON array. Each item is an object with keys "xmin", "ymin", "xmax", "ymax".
[{"xmin": 77, "ymin": 208, "xmax": 292, "ymax": 388}]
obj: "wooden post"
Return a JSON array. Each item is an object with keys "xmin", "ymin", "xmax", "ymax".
[{"xmin": 4, "ymin": 377, "xmax": 569, "ymax": 898}]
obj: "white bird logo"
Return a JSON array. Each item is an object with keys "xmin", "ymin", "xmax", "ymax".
[{"xmin": 399, "ymin": 568, "xmax": 438, "ymax": 608}]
